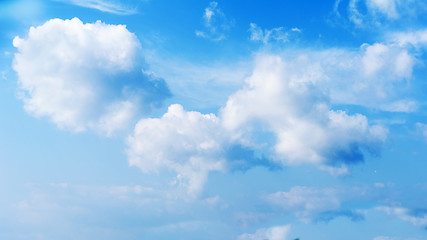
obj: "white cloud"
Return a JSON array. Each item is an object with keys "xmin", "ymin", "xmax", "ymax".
[
  {"xmin": 267, "ymin": 186, "xmax": 340, "ymax": 221},
  {"xmin": 13, "ymin": 18, "xmax": 169, "ymax": 135},
  {"xmin": 126, "ymin": 104, "xmax": 228, "ymax": 196},
  {"xmin": 221, "ymin": 54, "xmax": 387, "ymax": 168},
  {"xmin": 361, "ymin": 43, "xmax": 413, "ymax": 79},
  {"xmin": 366, "ymin": 0, "xmax": 399, "ymax": 19},
  {"xmin": 52, "ymin": 0, "xmax": 139, "ymax": 15},
  {"xmin": 238, "ymin": 225, "xmax": 291, "ymax": 240},
  {"xmin": 345, "ymin": 0, "xmax": 427, "ymax": 27},
  {"xmin": 392, "ymin": 29, "xmax": 427, "ymax": 47},
  {"xmin": 249, "ymin": 23, "xmax": 301, "ymax": 44},
  {"xmin": 196, "ymin": 1, "xmax": 233, "ymax": 41},
  {"xmin": 380, "ymin": 99, "xmax": 417, "ymax": 113},
  {"xmin": 377, "ymin": 206, "xmax": 427, "ymax": 226},
  {"xmin": 328, "ymin": 42, "xmax": 414, "ymax": 108}
]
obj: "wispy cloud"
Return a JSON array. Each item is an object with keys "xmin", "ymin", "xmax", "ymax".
[
  {"xmin": 248, "ymin": 23, "xmax": 301, "ymax": 44},
  {"xmin": 195, "ymin": 1, "xmax": 234, "ymax": 41},
  {"xmin": 377, "ymin": 206, "xmax": 427, "ymax": 227},
  {"xmin": 335, "ymin": 0, "xmax": 427, "ymax": 28},
  {"xmin": 52, "ymin": 0, "xmax": 140, "ymax": 15}
]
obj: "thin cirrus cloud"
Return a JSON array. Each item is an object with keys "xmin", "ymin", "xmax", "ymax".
[
  {"xmin": 376, "ymin": 206, "xmax": 427, "ymax": 227},
  {"xmin": 13, "ymin": 18, "xmax": 171, "ymax": 135},
  {"xmin": 195, "ymin": 1, "xmax": 233, "ymax": 41},
  {"xmin": 52, "ymin": 0, "xmax": 140, "ymax": 15},
  {"xmin": 248, "ymin": 23, "xmax": 301, "ymax": 45},
  {"xmin": 266, "ymin": 186, "xmax": 365, "ymax": 223}
]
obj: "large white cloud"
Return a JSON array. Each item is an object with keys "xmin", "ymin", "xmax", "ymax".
[
  {"xmin": 221, "ymin": 54, "xmax": 388, "ymax": 168},
  {"xmin": 126, "ymin": 104, "xmax": 228, "ymax": 196},
  {"xmin": 13, "ymin": 18, "xmax": 170, "ymax": 135}
]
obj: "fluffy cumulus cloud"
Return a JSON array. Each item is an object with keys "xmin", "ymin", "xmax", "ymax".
[
  {"xmin": 238, "ymin": 225, "xmax": 291, "ymax": 240},
  {"xmin": 195, "ymin": 1, "xmax": 233, "ymax": 41},
  {"xmin": 13, "ymin": 18, "xmax": 170, "ymax": 135},
  {"xmin": 221, "ymin": 54, "xmax": 387, "ymax": 169},
  {"xmin": 126, "ymin": 104, "xmax": 228, "ymax": 196}
]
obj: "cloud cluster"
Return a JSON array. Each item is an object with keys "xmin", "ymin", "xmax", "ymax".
[
  {"xmin": 238, "ymin": 225, "xmax": 291, "ymax": 240},
  {"xmin": 127, "ymin": 40, "xmax": 418, "ymax": 193},
  {"xmin": 13, "ymin": 18, "xmax": 170, "ymax": 135},
  {"xmin": 195, "ymin": 1, "xmax": 233, "ymax": 41}
]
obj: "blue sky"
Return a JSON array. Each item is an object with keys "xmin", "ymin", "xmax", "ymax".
[{"xmin": 1, "ymin": 0, "xmax": 427, "ymax": 239}]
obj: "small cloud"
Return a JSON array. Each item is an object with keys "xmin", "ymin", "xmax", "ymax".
[
  {"xmin": 195, "ymin": 1, "xmax": 234, "ymax": 41},
  {"xmin": 377, "ymin": 206, "xmax": 427, "ymax": 227},
  {"xmin": 380, "ymin": 100, "xmax": 418, "ymax": 113},
  {"xmin": 267, "ymin": 186, "xmax": 341, "ymax": 222},
  {"xmin": 248, "ymin": 23, "xmax": 301, "ymax": 44},
  {"xmin": 238, "ymin": 224, "xmax": 291, "ymax": 240}
]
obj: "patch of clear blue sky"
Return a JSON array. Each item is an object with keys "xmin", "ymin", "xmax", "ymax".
[{"xmin": 1, "ymin": 0, "xmax": 427, "ymax": 239}]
